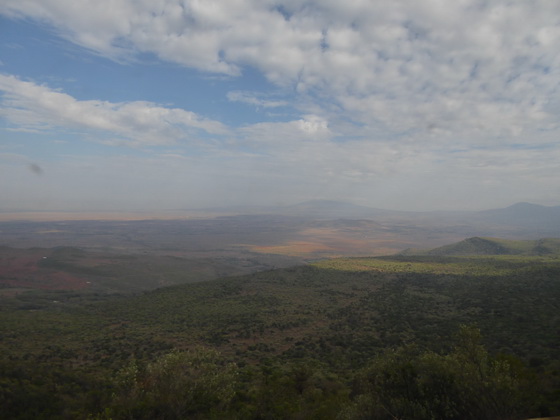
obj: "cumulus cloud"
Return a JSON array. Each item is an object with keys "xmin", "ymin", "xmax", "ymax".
[
  {"xmin": 1, "ymin": 1, "xmax": 560, "ymax": 210},
  {"xmin": 1, "ymin": 0, "xmax": 558, "ymax": 142},
  {"xmin": 0, "ymin": 74, "xmax": 228, "ymax": 145}
]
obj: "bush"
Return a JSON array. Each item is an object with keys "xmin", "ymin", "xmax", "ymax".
[
  {"xmin": 342, "ymin": 326, "xmax": 531, "ymax": 420},
  {"xmin": 105, "ymin": 348, "xmax": 238, "ymax": 419}
]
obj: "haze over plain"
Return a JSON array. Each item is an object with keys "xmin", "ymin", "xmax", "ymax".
[{"xmin": 1, "ymin": 1, "xmax": 559, "ymax": 213}]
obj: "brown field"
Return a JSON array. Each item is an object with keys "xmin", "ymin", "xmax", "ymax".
[
  {"xmin": 249, "ymin": 241, "xmax": 334, "ymax": 257},
  {"xmin": 0, "ymin": 248, "xmax": 89, "ymax": 292},
  {"xmin": 248, "ymin": 227, "xmax": 406, "ymax": 258}
]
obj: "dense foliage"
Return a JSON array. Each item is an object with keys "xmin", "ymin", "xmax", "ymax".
[{"xmin": 1, "ymin": 253, "xmax": 559, "ymax": 418}]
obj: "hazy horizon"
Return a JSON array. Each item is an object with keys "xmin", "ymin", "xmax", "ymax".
[
  {"xmin": 1, "ymin": 1, "xmax": 559, "ymax": 213},
  {"xmin": 1, "ymin": 199, "xmax": 559, "ymax": 224}
]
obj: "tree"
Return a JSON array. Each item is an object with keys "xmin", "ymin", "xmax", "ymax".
[
  {"xmin": 106, "ymin": 348, "xmax": 238, "ymax": 419},
  {"xmin": 340, "ymin": 326, "xmax": 530, "ymax": 420}
]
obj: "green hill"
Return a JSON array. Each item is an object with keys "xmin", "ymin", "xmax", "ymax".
[
  {"xmin": 402, "ymin": 237, "xmax": 560, "ymax": 256},
  {"xmin": 1, "ymin": 251, "xmax": 559, "ymax": 418}
]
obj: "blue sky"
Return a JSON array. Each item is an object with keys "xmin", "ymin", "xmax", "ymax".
[{"xmin": 1, "ymin": 0, "xmax": 559, "ymax": 212}]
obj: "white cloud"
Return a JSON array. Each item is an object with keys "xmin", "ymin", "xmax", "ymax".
[
  {"xmin": 240, "ymin": 114, "xmax": 332, "ymax": 149},
  {"xmin": 1, "ymin": 1, "xmax": 560, "ymax": 210},
  {"xmin": 227, "ymin": 91, "xmax": 288, "ymax": 109},
  {"xmin": 0, "ymin": 74, "xmax": 229, "ymax": 145},
  {"xmin": 1, "ymin": 0, "xmax": 558, "ymax": 143}
]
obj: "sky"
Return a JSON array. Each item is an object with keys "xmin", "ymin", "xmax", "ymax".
[{"xmin": 0, "ymin": 0, "xmax": 559, "ymax": 213}]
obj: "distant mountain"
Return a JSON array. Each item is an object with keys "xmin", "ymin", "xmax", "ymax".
[
  {"xmin": 281, "ymin": 200, "xmax": 395, "ymax": 218},
  {"xmin": 184, "ymin": 200, "xmax": 560, "ymax": 239},
  {"xmin": 476, "ymin": 202, "xmax": 560, "ymax": 227},
  {"xmin": 405, "ymin": 236, "xmax": 560, "ymax": 256},
  {"xmin": 283, "ymin": 201, "xmax": 560, "ymax": 236}
]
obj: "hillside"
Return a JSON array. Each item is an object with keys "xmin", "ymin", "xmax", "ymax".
[
  {"xmin": 1, "ymin": 251, "xmax": 559, "ymax": 418},
  {"xmin": 0, "ymin": 245, "xmax": 302, "ymax": 295},
  {"xmin": 401, "ymin": 237, "xmax": 560, "ymax": 256}
]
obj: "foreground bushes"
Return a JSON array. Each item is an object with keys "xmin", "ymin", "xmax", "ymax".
[
  {"xmin": 104, "ymin": 348, "xmax": 238, "ymax": 419},
  {"xmin": 341, "ymin": 326, "xmax": 533, "ymax": 420},
  {"xmin": 94, "ymin": 326, "xmax": 535, "ymax": 420}
]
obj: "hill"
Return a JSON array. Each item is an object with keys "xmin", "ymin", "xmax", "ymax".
[
  {"xmin": 212, "ymin": 200, "xmax": 560, "ymax": 234},
  {"xmin": 400, "ymin": 237, "xmax": 560, "ymax": 256},
  {"xmin": 1, "ymin": 250, "xmax": 559, "ymax": 418},
  {"xmin": 478, "ymin": 202, "xmax": 560, "ymax": 227}
]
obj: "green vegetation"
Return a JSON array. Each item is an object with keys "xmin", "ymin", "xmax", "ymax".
[
  {"xmin": 341, "ymin": 326, "xmax": 535, "ymax": 420},
  {"xmin": 1, "ymin": 245, "xmax": 559, "ymax": 418},
  {"xmin": 401, "ymin": 236, "xmax": 560, "ymax": 257},
  {"xmin": 105, "ymin": 348, "xmax": 238, "ymax": 419}
]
